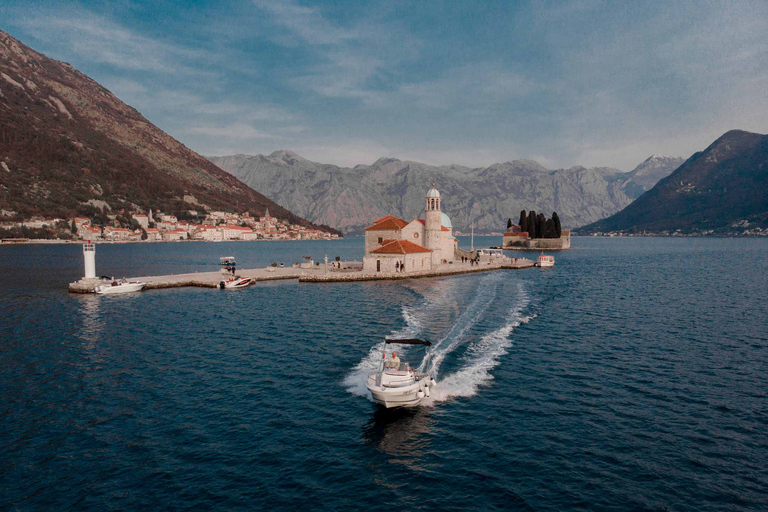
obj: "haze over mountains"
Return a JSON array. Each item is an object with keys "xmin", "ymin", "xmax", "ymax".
[
  {"xmin": 579, "ymin": 130, "xmax": 768, "ymax": 235},
  {"xmin": 209, "ymin": 152, "xmax": 683, "ymax": 235},
  {"xmin": 0, "ymin": 30, "xmax": 332, "ymax": 232}
]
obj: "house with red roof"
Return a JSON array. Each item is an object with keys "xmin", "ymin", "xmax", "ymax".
[{"xmin": 363, "ymin": 186, "xmax": 457, "ymax": 272}]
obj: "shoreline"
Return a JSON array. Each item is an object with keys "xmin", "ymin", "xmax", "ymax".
[{"xmin": 1, "ymin": 238, "xmax": 343, "ymax": 245}]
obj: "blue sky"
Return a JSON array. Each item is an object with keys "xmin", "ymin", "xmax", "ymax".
[{"xmin": 2, "ymin": 0, "xmax": 767, "ymax": 169}]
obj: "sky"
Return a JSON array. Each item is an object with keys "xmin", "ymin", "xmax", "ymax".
[{"xmin": 1, "ymin": 0, "xmax": 767, "ymax": 170}]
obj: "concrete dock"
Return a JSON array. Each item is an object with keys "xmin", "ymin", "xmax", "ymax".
[{"xmin": 68, "ymin": 258, "xmax": 535, "ymax": 293}]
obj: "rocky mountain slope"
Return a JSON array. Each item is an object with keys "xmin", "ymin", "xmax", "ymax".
[
  {"xmin": 210, "ymin": 151, "xmax": 681, "ymax": 235},
  {"xmin": 578, "ymin": 130, "xmax": 768, "ymax": 234},
  {"xmin": 0, "ymin": 30, "xmax": 332, "ymax": 232},
  {"xmin": 597, "ymin": 154, "xmax": 684, "ymax": 199}
]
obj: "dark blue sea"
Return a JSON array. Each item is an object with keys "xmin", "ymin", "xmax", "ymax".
[{"xmin": 1, "ymin": 237, "xmax": 767, "ymax": 511}]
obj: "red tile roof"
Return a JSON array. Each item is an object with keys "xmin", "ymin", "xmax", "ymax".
[
  {"xmin": 373, "ymin": 214, "xmax": 399, "ymax": 223},
  {"xmin": 365, "ymin": 217, "xmax": 408, "ymax": 231},
  {"xmin": 371, "ymin": 239, "xmax": 432, "ymax": 254}
]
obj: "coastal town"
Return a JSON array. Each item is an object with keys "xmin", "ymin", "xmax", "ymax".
[{"xmin": 0, "ymin": 208, "xmax": 341, "ymax": 243}]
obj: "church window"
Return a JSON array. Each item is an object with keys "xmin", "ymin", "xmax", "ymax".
[
  {"xmin": 413, "ymin": 232, "xmax": 419, "ymax": 239},
  {"xmin": 378, "ymin": 237, "xmax": 383, "ymax": 244}
]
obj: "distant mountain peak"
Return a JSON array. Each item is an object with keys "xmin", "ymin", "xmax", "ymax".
[
  {"xmin": 579, "ymin": 129, "xmax": 768, "ymax": 234},
  {"xmin": 268, "ymin": 149, "xmax": 307, "ymax": 163},
  {"xmin": 371, "ymin": 157, "xmax": 402, "ymax": 166},
  {"xmin": 645, "ymin": 154, "xmax": 674, "ymax": 162}
]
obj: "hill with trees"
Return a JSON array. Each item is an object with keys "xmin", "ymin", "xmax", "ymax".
[
  {"xmin": 0, "ymin": 30, "xmax": 335, "ymax": 234},
  {"xmin": 577, "ymin": 130, "xmax": 768, "ymax": 235}
]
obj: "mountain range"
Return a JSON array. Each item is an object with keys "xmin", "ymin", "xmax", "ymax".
[
  {"xmin": 209, "ymin": 152, "xmax": 683, "ymax": 235},
  {"xmin": 0, "ymin": 30, "xmax": 334, "ymax": 233},
  {"xmin": 578, "ymin": 130, "xmax": 768, "ymax": 234}
]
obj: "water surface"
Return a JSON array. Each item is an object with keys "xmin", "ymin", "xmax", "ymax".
[{"xmin": 1, "ymin": 237, "xmax": 766, "ymax": 511}]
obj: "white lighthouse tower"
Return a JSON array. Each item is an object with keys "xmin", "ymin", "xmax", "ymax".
[
  {"xmin": 424, "ymin": 184, "xmax": 442, "ymax": 261},
  {"xmin": 83, "ymin": 240, "xmax": 96, "ymax": 279}
]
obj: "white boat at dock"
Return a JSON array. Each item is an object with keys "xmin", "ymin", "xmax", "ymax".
[
  {"xmin": 366, "ymin": 339, "xmax": 436, "ymax": 408},
  {"xmin": 94, "ymin": 278, "xmax": 146, "ymax": 294},
  {"xmin": 219, "ymin": 276, "xmax": 252, "ymax": 289},
  {"xmin": 535, "ymin": 252, "xmax": 555, "ymax": 267}
]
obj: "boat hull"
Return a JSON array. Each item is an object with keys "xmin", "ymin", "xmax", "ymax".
[
  {"xmin": 366, "ymin": 375, "xmax": 434, "ymax": 408},
  {"xmin": 221, "ymin": 278, "xmax": 252, "ymax": 289},
  {"xmin": 95, "ymin": 282, "xmax": 146, "ymax": 294}
]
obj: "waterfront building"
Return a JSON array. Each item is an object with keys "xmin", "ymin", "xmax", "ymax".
[
  {"xmin": 74, "ymin": 217, "xmax": 91, "ymax": 229},
  {"xmin": 104, "ymin": 227, "xmax": 132, "ymax": 241},
  {"xmin": 80, "ymin": 226, "xmax": 102, "ymax": 240},
  {"xmin": 156, "ymin": 220, "xmax": 177, "ymax": 232},
  {"xmin": 363, "ymin": 186, "xmax": 456, "ymax": 272},
  {"xmin": 131, "ymin": 214, "xmax": 149, "ymax": 229},
  {"xmin": 162, "ymin": 229, "xmax": 187, "ymax": 241}
]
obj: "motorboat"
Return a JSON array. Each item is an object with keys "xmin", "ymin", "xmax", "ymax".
[
  {"xmin": 535, "ymin": 252, "xmax": 555, "ymax": 267},
  {"xmin": 219, "ymin": 276, "xmax": 252, "ymax": 289},
  {"xmin": 366, "ymin": 339, "xmax": 436, "ymax": 408},
  {"xmin": 94, "ymin": 278, "xmax": 146, "ymax": 294},
  {"xmin": 220, "ymin": 256, "xmax": 236, "ymax": 266}
]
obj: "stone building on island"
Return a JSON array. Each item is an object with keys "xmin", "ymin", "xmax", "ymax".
[{"xmin": 363, "ymin": 186, "xmax": 457, "ymax": 273}]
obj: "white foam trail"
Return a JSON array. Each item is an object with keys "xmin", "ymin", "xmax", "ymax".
[
  {"xmin": 424, "ymin": 272, "xmax": 501, "ymax": 376},
  {"xmin": 433, "ymin": 284, "xmax": 533, "ymax": 401},
  {"xmin": 343, "ymin": 278, "xmax": 461, "ymax": 398},
  {"xmin": 343, "ymin": 304, "xmax": 420, "ymax": 397}
]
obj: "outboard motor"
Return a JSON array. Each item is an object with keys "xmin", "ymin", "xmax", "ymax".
[{"xmin": 219, "ymin": 281, "xmax": 225, "ymax": 289}]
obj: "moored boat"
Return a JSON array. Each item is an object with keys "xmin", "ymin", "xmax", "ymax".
[
  {"xmin": 94, "ymin": 278, "xmax": 146, "ymax": 294},
  {"xmin": 366, "ymin": 339, "xmax": 436, "ymax": 408},
  {"xmin": 219, "ymin": 276, "xmax": 252, "ymax": 289},
  {"xmin": 535, "ymin": 252, "xmax": 555, "ymax": 267}
]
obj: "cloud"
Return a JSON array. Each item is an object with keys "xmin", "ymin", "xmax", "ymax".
[
  {"xmin": 17, "ymin": 10, "xmax": 208, "ymax": 74},
  {"xmin": 254, "ymin": 0, "xmax": 419, "ymax": 106},
  {"xmin": 189, "ymin": 123, "xmax": 278, "ymax": 139}
]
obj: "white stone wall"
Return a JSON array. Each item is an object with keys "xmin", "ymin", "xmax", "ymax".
[
  {"xmin": 364, "ymin": 229, "xmax": 401, "ymax": 256},
  {"xmin": 401, "ymin": 221, "xmax": 425, "ymax": 244},
  {"xmin": 363, "ymin": 252, "xmax": 432, "ymax": 273}
]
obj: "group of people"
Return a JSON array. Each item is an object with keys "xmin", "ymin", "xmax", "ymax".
[
  {"xmin": 394, "ymin": 261, "xmax": 406, "ymax": 272},
  {"xmin": 460, "ymin": 255, "xmax": 481, "ymax": 266}
]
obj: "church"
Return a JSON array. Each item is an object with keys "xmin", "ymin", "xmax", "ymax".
[{"xmin": 363, "ymin": 186, "xmax": 457, "ymax": 273}]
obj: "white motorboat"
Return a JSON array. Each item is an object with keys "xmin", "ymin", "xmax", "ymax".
[
  {"xmin": 219, "ymin": 276, "xmax": 252, "ymax": 289},
  {"xmin": 366, "ymin": 339, "xmax": 436, "ymax": 408},
  {"xmin": 220, "ymin": 256, "xmax": 236, "ymax": 266},
  {"xmin": 94, "ymin": 278, "xmax": 146, "ymax": 294},
  {"xmin": 535, "ymin": 252, "xmax": 555, "ymax": 267}
]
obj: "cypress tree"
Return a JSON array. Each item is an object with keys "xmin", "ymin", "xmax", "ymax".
[
  {"xmin": 71, "ymin": 219, "xmax": 77, "ymax": 234},
  {"xmin": 507, "ymin": 218, "xmax": 513, "ymax": 229},
  {"xmin": 536, "ymin": 213, "xmax": 546, "ymax": 238},
  {"xmin": 527, "ymin": 210, "xmax": 536, "ymax": 238},
  {"xmin": 553, "ymin": 212, "xmax": 562, "ymax": 238},
  {"xmin": 545, "ymin": 218, "xmax": 556, "ymax": 238},
  {"xmin": 519, "ymin": 210, "xmax": 527, "ymax": 230}
]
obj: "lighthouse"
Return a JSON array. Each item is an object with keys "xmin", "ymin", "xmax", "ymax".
[{"xmin": 83, "ymin": 241, "xmax": 96, "ymax": 279}]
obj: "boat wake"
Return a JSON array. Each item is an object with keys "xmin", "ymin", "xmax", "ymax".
[
  {"xmin": 431, "ymin": 284, "xmax": 533, "ymax": 401},
  {"xmin": 345, "ymin": 275, "xmax": 535, "ymax": 405},
  {"xmin": 342, "ymin": 279, "xmax": 460, "ymax": 398}
]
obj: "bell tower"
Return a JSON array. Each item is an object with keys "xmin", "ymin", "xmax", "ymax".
[{"xmin": 424, "ymin": 184, "xmax": 442, "ymax": 256}]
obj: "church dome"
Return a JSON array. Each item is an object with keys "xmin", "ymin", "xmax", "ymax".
[
  {"xmin": 426, "ymin": 187, "xmax": 440, "ymax": 198},
  {"xmin": 440, "ymin": 212, "xmax": 452, "ymax": 229}
]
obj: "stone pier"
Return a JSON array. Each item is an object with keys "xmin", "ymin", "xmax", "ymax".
[{"xmin": 68, "ymin": 258, "xmax": 535, "ymax": 293}]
